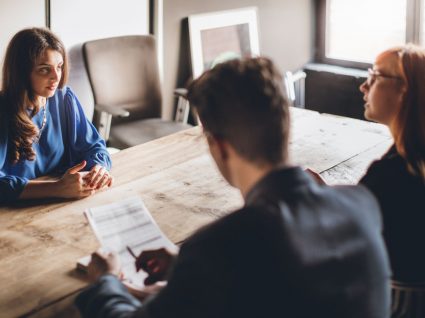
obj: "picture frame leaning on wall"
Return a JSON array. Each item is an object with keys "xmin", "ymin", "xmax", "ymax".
[{"xmin": 188, "ymin": 6, "xmax": 260, "ymax": 79}]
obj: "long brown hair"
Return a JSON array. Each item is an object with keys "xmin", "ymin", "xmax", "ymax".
[
  {"xmin": 0, "ymin": 27, "xmax": 68, "ymax": 163},
  {"xmin": 391, "ymin": 44, "xmax": 425, "ymax": 178}
]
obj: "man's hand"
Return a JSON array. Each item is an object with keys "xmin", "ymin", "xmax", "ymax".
[
  {"xmin": 305, "ymin": 167, "xmax": 327, "ymax": 185},
  {"xmin": 135, "ymin": 248, "xmax": 177, "ymax": 285},
  {"xmin": 83, "ymin": 164, "xmax": 113, "ymax": 190},
  {"xmin": 88, "ymin": 249, "xmax": 121, "ymax": 282},
  {"xmin": 124, "ymin": 281, "xmax": 167, "ymax": 301}
]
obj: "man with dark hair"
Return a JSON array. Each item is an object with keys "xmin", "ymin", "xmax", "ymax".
[{"xmin": 76, "ymin": 57, "xmax": 391, "ymax": 318}]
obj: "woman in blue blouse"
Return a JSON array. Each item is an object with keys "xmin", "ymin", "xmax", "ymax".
[{"xmin": 0, "ymin": 28, "xmax": 112, "ymax": 203}]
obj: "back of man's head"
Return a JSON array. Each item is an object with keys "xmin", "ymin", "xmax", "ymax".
[{"xmin": 187, "ymin": 57, "xmax": 290, "ymax": 166}]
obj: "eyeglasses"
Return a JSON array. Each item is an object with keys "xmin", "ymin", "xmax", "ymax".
[{"xmin": 366, "ymin": 68, "xmax": 402, "ymax": 86}]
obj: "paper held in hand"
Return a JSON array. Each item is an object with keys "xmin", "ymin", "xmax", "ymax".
[{"xmin": 79, "ymin": 196, "xmax": 178, "ymax": 289}]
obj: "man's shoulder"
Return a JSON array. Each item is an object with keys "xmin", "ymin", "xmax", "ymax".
[
  {"xmin": 325, "ymin": 182, "xmax": 380, "ymax": 213},
  {"xmin": 331, "ymin": 182, "xmax": 375, "ymax": 198},
  {"xmin": 331, "ymin": 183, "xmax": 379, "ymax": 209},
  {"xmin": 257, "ymin": 181, "xmax": 382, "ymax": 236}
]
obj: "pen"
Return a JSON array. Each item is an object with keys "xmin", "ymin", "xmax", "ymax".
[{"xmin": 126, "ymin": 246, "xmax": 137, "ymax": 259}]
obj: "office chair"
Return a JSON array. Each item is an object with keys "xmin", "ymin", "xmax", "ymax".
[
  {"xmin": 67, "ymin": 44, "xmax": 119, "ymax": 154},
  {"xmin": 284, "ymin": 70, "xmax": 307, "ymax": 108},
  {"xmin": 82, "ymin": 35, "xmax": 192, "ymax": 149}
]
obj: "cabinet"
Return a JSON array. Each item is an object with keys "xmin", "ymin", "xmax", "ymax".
[{"xmin": 304, "ymin": 63, "xmax": 368, "ymax": 120}]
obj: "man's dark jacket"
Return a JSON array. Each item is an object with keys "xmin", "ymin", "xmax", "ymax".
[{"xmin": 76, "ymin": 167, "xmax": 391, "ymax": 318}]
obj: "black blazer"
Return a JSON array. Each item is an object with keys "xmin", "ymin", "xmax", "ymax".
[
  {"xmin": 77, "ymin": 167, "xmax": 391, "ymax": 318},
  {"xmin": 361, "ymin": 145, "xmax": 425, "ymax": 283}
]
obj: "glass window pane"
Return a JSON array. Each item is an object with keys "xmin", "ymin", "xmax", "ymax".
[{"xmin": 327, "ymin": 0, "xmax": 407, "ymax": 63}]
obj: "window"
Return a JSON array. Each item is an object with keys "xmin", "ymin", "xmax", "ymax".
[{"xmin": 316, "ymin": 0, "xmax": 423, "ymax": 68}]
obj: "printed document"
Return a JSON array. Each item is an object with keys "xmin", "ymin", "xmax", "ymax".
[{"xmin": 83, "ymin": 196, "xmax": 177, "ymax": 288}]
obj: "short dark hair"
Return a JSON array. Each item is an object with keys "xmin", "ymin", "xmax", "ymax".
[{"xmin": 187, "ymin": 57, "xmax": 290, "ymax": 165}]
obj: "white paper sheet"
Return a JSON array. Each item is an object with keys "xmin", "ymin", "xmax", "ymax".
[{"xmin": 84, "ymin": 196, "xmax": 177, "ymax": 288}]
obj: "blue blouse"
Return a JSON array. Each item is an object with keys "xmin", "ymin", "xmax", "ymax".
[{"xmin": 0, "ymin": 86, "xmax": 111, "ymax": 203}]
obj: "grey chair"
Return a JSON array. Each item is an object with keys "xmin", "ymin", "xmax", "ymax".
[{"xmin": 82, "ymin": 35, "xmax": 192, "ymax": 149}]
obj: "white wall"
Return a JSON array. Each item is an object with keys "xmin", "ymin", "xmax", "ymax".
[
  {"xmin": 50, "ymin": 0, "xmax": 149, "ymax": 119},
  {"xmin": 50, "ymin": 0, "xmax": 149, "ymax": 49},
  {"xmin": 159, "ymin": 0, "xmax": 313, "ymax": 120},
  {"xmin": 0, "ymin": 0, "xmax": 45, "ymax": 85}
]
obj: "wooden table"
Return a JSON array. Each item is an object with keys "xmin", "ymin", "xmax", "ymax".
[{"xmin": 0, "ymin": 107, "xmax": 392, "ymax": 318}]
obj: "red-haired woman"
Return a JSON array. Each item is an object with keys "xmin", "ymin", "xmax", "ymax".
[{"xmin": 359, "ymin": 44, "xmax": 425, "ymax": 317}]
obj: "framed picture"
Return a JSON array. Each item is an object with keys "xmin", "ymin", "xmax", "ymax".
[{"xmin": 188, "ymin": 7, "xmax": 260, "ymax": 79}]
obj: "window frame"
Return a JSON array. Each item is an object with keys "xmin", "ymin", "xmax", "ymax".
[{"xmin": 315, "ymin": 0, "xmax": 422, "ymax": 69}]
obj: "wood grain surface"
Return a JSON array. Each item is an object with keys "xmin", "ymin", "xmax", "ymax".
[{"xmin": 0, "ymin": 107, "xmax": 392, "ymax": 318}]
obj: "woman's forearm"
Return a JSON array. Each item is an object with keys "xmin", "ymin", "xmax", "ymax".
[{"xmin": 19, "ymin": 179, "xmax": 61, "ymax": 199}]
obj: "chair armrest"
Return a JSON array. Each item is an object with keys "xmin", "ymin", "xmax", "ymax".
[
  {"xmin": 174, "ymin": 88, "xmax": 188, "ymax": 98},
  {"xmin": 95, "ymin": 104, "xmax": 130, "ymax": 118},
  {"xmin": 292, "ymin": 70, "xmax": 307, "ymax": 82}
]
